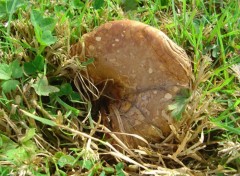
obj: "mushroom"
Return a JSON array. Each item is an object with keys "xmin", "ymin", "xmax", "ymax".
[{"xmin": 71, "ymin": 20, "xmax": 192, "ymax": 147}]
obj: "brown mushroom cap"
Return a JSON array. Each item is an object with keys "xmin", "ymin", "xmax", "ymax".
[{"xmin": 71, "ymin": 20, "xmax": 191, "ymax": 147}]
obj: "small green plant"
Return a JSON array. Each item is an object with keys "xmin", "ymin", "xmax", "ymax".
[
  {"xmin": 0, "ymin": 60, "xmax": 23, "ymax": 93},
  {"xmin": 0, "ymin": 0, "xmax": 25, "ymax": 20},
  {"xmin": 32, "ymin": 74, "xmax": 59, "ymax": 96},
  {"xmin": 23, "ymin": 55, "xmax": 44, "ymax": 76},
  {"xmin": 30, "ymin": 9, "xmax": 57, "ymax": 54},
  {"xmin": 0, "ymin": 130, "xmax": 39, "ymax": 174},
  {"xmin": 93, "ymin": 0, "xmax": 105, "ymax": 10},
  {"xmin": 50, "ymin": 149, "xmax": 124, "ymax": 175},
  {"xmin": 168, "ymin": 88, "xmax": 191, "ymax": 121}
]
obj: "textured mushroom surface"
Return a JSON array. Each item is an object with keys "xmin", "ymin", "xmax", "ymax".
[{"xmin": 71, "ymin": 20, "xmax": 191, "ymax": 147}]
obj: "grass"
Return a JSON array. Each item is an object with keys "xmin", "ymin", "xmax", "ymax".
[{"xmin": 0, "ymin": 0, "xmax": 240, "ymax": 175}]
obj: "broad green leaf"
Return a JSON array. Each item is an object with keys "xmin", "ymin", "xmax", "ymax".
[
  {"xmin": 56, "ymin": 83, "xmax": 73, "ymax": 96},
  {"xmin": 82, "ymin": 160, "xmax": 93, "ymax": 170},
  {"xmin": 31, "ymin": 10, "xmax": 56, "ymax": 31},
  {"xmin": 20, "ymin": 109, "xmax": 56, "ymax": 127},
  {"xmin": 40, "ymin": 30, "xmax": 57, "ymax": 46},
  {"xmin": 115, "ymin": 162, "xmax": 124, "ymax": 176},
  {"xmin": 5, "ymin": 140, "xmax": 37, "ymax": 165},
  {"xmin": 10, "ymin": 60, "xmax": 23, "ymax": 79},
  {"xmin": 6, "ymin": 146, "xmax": 29, "ymax": 165},
  {"xmin": 70, "ymin": 0, "xmax": 84, "ymax": 9},
  {"xmin": 24, "ymin": 55, "xmax": 44, "ymax": 75},
  {"xmin": 30, "ymin": 10, "xmax": 41, "ymax": 27},
  {"xmin": 39, "ymin": 18, "xmax": 56, "ymax": 32},
  {"xmin": 5, "ymin": 0, "xmax": 26, "ymax": 13},
  {"xmin": 58, "ymin": 155, "xmax": 76, "ymax": 167},
  {"xmin": 24, "ymin": 62, "xmax": 37, "ymax": 75},
  {"xmin": 1, "ymin": 79, "xmax": 19, "ymax": 93},
  {"xmin": 0, "ymin": 1, "xmax": 7, "ymax": 19},
  {"xmin": 168, "ymin": 88, "xmax": 190, "ymax": 121},
  {"xmin": 103, "ymin": 167, "xmax": 115, "ymax": 173},
  {"xmin": 22, "ymin": 140, "xmax": 38, "ymax": 151},
  {"xmin": 32, "ymin": 75, "xmax": 59, "ymax": 96},
  {"xmin": 159, "ymin": 0, "xmax": 170, "ymax": 7},
  {"xmin": 115, "ymin": 162, "xmax": 124, "ymax": 170},
  {"xmin": 0, "ymin": 0, "xmax": 25, "ymax": 20},
  {"xmin": 122, "ymin": 0, "xmax": 138, "ymax": 11},
  {"xmin": 168, "ymin": 102, "xmax": 185, "ymax": 121},
  {"xmin": 0, "ymin": 64, "xmax": 11, "ymax": 80},
  {"xmin": 32, "ymin": 55, "xmax": 45, "ymax": 71},
  {"xmin": 33, "ymin": 24, "xmax": 43, "ymax": 46},
  {"xmin": 89, "ymin": 169, "xmax": 97, "ymax": 176},
  {"xmin": 34, "ymin": 24, "xmax": 57, "ymax": 46},
  {"xmin": 70, "ymin": 92, "xmax": 82, "ymax": 102},
  {"xmin": 54, "ymin": 5, "xmax": 67, "ymax": 13},
  {"xmin": 30, "ymin": 10, "xmax": 57, "ymax": 46},
  {"xmin": 54, "ymin": 151, "xmax": 65, "ymax": 159},
  {"xmin": 93, "ymin": 0, "xmax": 104, "ymax": 9},
  {"xmin": 20, "ymin": 128, "xmax": 36, "ymax": 143},
  {"xmin": 0, "ymin": 134, "xmax": 18, "ymax": 150},
  {"xmin": 99, "ymin": 171, "xmax": 106, "ymax": 176}
]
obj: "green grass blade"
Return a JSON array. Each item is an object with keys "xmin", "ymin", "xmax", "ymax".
[{"xmin": 20, "ymin": 109, "xmax": 56, "ymax": 127}]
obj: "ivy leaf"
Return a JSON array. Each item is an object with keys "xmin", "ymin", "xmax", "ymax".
[
  {"xmin": 168, "ymin": 88, "xmax": 190, "ymax": 121},
  {"xmin": 10, "ymin": 60, "xmax": 23, "ymax": 79},
  {"xmin": 32, "ymin": 75, "xmax": 59, "ymax": 96},
  {"xmin": 0, "ymin": 64, "xmax": 12, "ymax": 80},
  {"xmin": 1, "ymin": 79, "xmax": 19, "ymax": 93}
]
